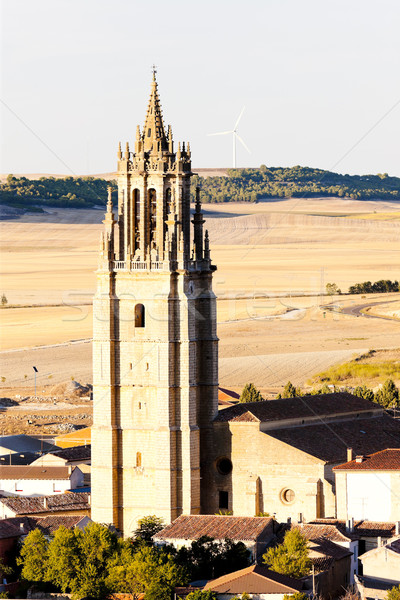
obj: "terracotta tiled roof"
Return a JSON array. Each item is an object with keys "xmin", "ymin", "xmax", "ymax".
[
  {"xmin": 155, "ymin": 515, "xmax": 274, "ymax": 542},
  {"xmin": 334, "ymin": 448, "xmax": 400, "ymax": 471},
  {"xmin": 308, "ymin": 536, "xmax": 352, "ymax": 562},
  {"xmin": 296, "ymin": 523, "xmax": 352, "ymax": 543},
  {"xmin": 51, "ymin": 445, "xmax": 91, "ymax": 462},
  {"xmin": 0, "ymin": 466, "xmax": 75, "ymax": 480},
  {"xmin": 32, "ymin": 515, "xmax": 88, "ymax": 534},
  {"xmin": 203, "ymin": 564, "xmax": 304, "ymax": 593},
  {"xmin": 311, "ymin": 519, "xmax": 396, "ymax": 538},
  {"xmin": 0, "ymin": 519, "xmax": 24, "ymax": 539},
  {"xmin": 265, "ymin": 415, "xmax": 400, "ymax": 463},
  {"xmin": 0, "ymin": 491, "xmax": 90, "ymax": 515},
  {"xmin": 2, "ymin": 515, "xmax": 88, "ymax": 536},
  {"xmin": 214, "ymin": 392, "xmax": 379, "ymax": 423}
]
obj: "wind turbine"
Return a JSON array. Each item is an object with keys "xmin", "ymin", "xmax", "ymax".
[{"xmin": 208, "ymin": 106, "xmax": 251, "ymax": 168}]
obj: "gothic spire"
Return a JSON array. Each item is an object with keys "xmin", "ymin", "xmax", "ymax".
[{"xmin": 143, "ymin": 72, "xmax": 168, "ymax": 153}]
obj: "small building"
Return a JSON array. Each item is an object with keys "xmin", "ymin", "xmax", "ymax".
[
  {"xmin": 202, "ymin": 564, "xmax": 305, "ymax": 598},
  {"xmin": 155, "ymin": 515, "xmax": 275, "ymax": 562},
  {"xmin": 55, "ymin": 428, "xmax": 91, "ymax": 449},
  {"xmin": 0, "ymin": 434, "xmax": 57, "ymax": 455},
  {"xmin": 0, "ymin": 465, "xmax": 83, "ymax": 496},
  {"xmin": 356, "ymin": 536, "xmax": 400, "ymax": 599},
  {"xmin": 296, "ymin": 523, "xmax": 358, "ymax": 582},
  {"xmin": 30, "ymin": 444, "xmax": 91, "ymax": 467},
  {"xmin": 334, "ymin": 448, "xmax": 400, "ymax": 522},
  {"xmin": 0, "ymin": 491, "xmax": 91, "ymax": 519},
  {"xmin": 312, "ymin": 517, "xmax": 400, "ymax": 554},
  {"xmin": 306, "ymin": 536, "xmax": 353, "ymax": 596}
]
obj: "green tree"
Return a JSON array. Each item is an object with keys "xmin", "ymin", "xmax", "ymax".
[
  {"xmin": 176, "ymin": 536, "xmax": 249, "ymax": 581},
  {"xmin": 17, "ymin": 529, "xmax": 49, "ymax": 583},
  {"xmin": 116, "ymin": 545, "xmax": 187, "ymax": 600},
  {"xmin": 353, "ymin": 385, "xmax": 375, "ymax": 403},
  {"xmin": 374, "ymin": 379, "xmax": 399, "ymax": 408},
  {"xmin": 133, "ymin": 514, "xmax": 164, "ymax": 544},
  {"xmin": 326, "ymin": 283, "xmax": 341, "ymax": 295},
  {"xmin": 239, "ymin": 382, "xmax": 263, "ymax": 403},
  {"xmin": 186, "ymin": 592, "xmax": 218, "ymax": 600},
  {"xmin": 277, "ymin": 381, "xmax": 302, "ymax": 399},
  {"xmin": 283, "ymin": 594, "xmax": 309, "ymax": 600},
  {"xmin": 46, "ymin": 522, "xmax": 118, "ymax": 599},
  {"xmin": 387, "ymin": 585, "xmax": 400, "ymax": 600},
  {"xmin": 1, "ymin": 294, "xmax": 7, "ymax": 306},
  {"xmin": 263, "ymin": 529, "xmax": 312, "ymax": 578}
]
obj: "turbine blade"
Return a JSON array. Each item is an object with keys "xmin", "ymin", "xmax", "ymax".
[
  {"xmin": 235, "ymin": 132, "xmax": 251, "ymax": 154},
  {"xmin": 207, "ymin": 131, "xmax": 233, "ymax": 136},
  {"xmin": 234, "ymin": 106, "xmax": 245, "ymax": 130}
]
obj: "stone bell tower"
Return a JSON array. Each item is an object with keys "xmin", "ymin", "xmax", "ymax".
[{"xmin": 91, "ymin": 72, "xmax": 218, "ymax": 535}]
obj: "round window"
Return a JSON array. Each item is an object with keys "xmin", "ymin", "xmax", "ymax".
[
  {"xmin": 216, "ymin": 457, "xmax": 233, "ymax": 476},
  {"xmin": 280, "ymin": 488, "xmax": 295, "ymax": 504}
]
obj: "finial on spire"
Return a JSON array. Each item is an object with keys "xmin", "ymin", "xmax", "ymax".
[
  {"xmin": 118, "ymin": 142, "xmax": 122, "ymax": 160},
  {"xmin": 152, "ymin": 64, "xmax": 157, "ymax": 81},
  {"xmin": 124, "ymin": 142, "xmax": 130, "ymax": 160}
]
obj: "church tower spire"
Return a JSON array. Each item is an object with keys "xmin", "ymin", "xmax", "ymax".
[
  {"xmin": 142, "ymin": 70, "xmax": 168, "ymax": 153},
  {"xmin": 91, "ymin": 73, "xmax": 218, "ymax": 535}
]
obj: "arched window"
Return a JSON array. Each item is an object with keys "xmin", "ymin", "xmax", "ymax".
[
  {"xmin": 135, "ymin": 303, "xmax": 145, "ymax": 328},
  {"xmin": 148, "ymin": 189, "xmax": 157, "ymax": 242},
  {"xmin": 136, "ymin": 452, "xmax": 142, "ymax": 467},
  {"xmin": 133, "ymin": 189, "xmax": 140, "ymax": 249}
]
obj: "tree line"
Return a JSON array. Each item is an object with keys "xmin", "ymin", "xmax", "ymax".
[
  {"xmin": 191, "ymin": 165, "xmax": 400, "ymax": 203},
  {"xmin": 0, "ymin": 174, "xmax": 117, "ymax": 210},
  {"xmin": 10, "ymin": 517, "xmax": 250, "ymax": 600},
  {"xmin": 2, "ymin": 166, "xmax": 400, "ymax": 211},
  {"xmin": 240, "ymin": 379, "xmax": 400, "ymax": 408}
]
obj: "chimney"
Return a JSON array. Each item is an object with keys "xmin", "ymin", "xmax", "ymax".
[
  {"xmin": 396, "ymin": 522, "xmax": 400, "ymax": 536},
  {"xmin": 88, "ymin": 493, "xmax": 91, "ymax": 506},
  {"xmin": 68, "ymin": 465, "xmax": 72, "ymax": 475},
  {"xmin": 287, "ymin": 517, "xmax": 291, "ymax": 526},
  {"xmin": 377, "ymin": 536, "xmax": 382, "ymax": 547},
  {"xmin": 346, "ymin": 517, "xmax": 354, "ymax": 532},
  {"xmin": 43, "ymin": 497, "xmax": 48, "ymax": 509},
  {"xmin": 355, "ymin": 455, "xmax": 365, "ymax": 463},
  {"xmin": 347, "ymin": 448, "xmax": 353, "ymax": 462},
  {"xmin": 298, "ymin": 513, "xmax": 303, "ymax": 524}
]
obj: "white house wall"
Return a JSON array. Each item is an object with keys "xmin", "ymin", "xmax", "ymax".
[{"xmin": 347, "ymin": 473, "xmax": 390, "ymax": 521}]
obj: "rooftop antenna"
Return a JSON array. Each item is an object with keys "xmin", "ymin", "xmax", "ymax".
[{"xmin": 207, "ymin": 106, "xmax": 251, "ymax": 168}]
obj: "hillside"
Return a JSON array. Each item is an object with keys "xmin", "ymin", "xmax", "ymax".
[
  {"xmin": 1, "ymin": 166, "xmax": 400, "ymax": 212},
  {"xmin": 191, "ymin": 165, "xmax": 400, "ymax": 203}
]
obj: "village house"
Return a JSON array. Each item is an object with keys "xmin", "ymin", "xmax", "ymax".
[
  {"xmin": 0, "ymin": 465, "xmax": 84, "ymax": 496},
  {"xmin": 356, "ymin": 536, "xmax": 400, "ymax": 600},
  {"xmin": 311, "ymin": 517, "xmax": 400, "ymax": 554},
  {"xmin": 334, "ymin": 448, "xmax": 400, "ymax": 522},
  {"xmin": 155, "ymin": 515, "xmax": 275, "ymax": 562},
  {"xmin": 0, "ymin": 491, "xmax": 91, "ymax": 519},
  {"xmin": 202, "ymin": 564, "xmax": 306, "ymax": 599}
]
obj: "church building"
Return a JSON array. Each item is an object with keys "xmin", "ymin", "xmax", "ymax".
[
  {"xmin": 91, "ymin": 72, "xmax": 219, "ymax": 535},
  {"xmin": 91, "ymin": 75, "xmax": 400, "ymax": 536}
]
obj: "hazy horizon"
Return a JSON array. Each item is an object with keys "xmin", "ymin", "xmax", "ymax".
[{"xmin": 1, "ymin": 0, "xmax": 399, "ymax": 177}]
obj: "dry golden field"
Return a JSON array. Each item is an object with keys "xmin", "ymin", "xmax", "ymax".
[{"xmin": 1, "ymin": 196, "xmax": 400, "ymax": 400}]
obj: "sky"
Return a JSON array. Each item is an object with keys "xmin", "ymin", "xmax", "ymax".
[{"xmin": 1, "ymin": 0, "xmax": 400, "ymax": 176}]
